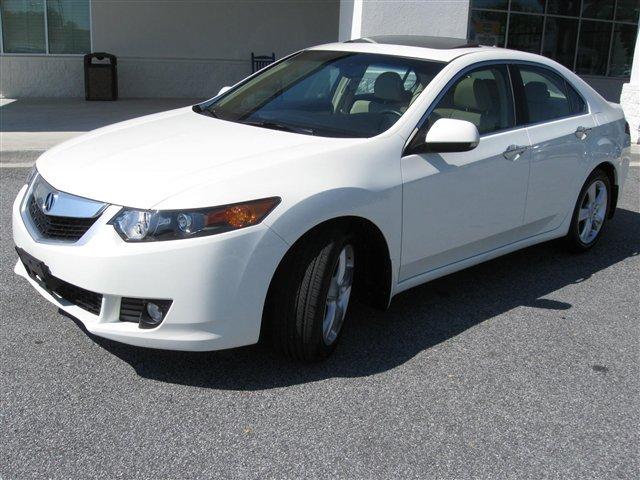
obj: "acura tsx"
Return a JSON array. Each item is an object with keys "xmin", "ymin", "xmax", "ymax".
[{"xmin": 13, "ymin": 36, "xmax": 631, "ymax": 361}]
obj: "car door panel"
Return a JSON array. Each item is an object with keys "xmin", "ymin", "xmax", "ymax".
[
  {"xmin": 514, "ymin": 65, "xmax": 597, "ymax": 233},
  {"xmin": 400, "ymin": 129, "xmax": 530, "ymax": 280},
  {"xmin": 524, "ymin": 113, "xmax": 597, "ymax": 231}
]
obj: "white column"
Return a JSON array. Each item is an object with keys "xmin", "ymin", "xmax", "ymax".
[
  {"xmin": 339, "ymin": 1, "xmax": 470, "ymax": 42},
  {"xmin": 620, "ymin": 19, "xmax": 640, "ymax": 144},
  {"xmin": 338, "ymin": 0, "xmax": 363, "ymax": 41}
]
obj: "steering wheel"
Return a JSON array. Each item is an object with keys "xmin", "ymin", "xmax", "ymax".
[{"xmin": 378, "ymin": 109, "xmax": 403, "ymax": 118}]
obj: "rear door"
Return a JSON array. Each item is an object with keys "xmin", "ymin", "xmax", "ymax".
[{"xmin": 512, "ymin": 64, "xmax": 596, "ymax": 232}]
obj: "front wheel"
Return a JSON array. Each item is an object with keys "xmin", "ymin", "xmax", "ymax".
[
  {"xmin": 565, "ymin": 169, "xmax": 611, "ymax": 252},
  {"xmin": 266, "ymin": 230, "xmax": 355, "ymax": 361}
]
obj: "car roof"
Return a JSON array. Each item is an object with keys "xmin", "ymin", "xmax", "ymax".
[
  {"xmin": 309, "ymin": 37, "xmax": 496, "ymax": 63},
  {"xmin": 346, "ymin": 35, "xmax": 481, "ymax": 50}
]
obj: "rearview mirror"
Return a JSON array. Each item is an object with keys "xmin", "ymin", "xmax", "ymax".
[
  {"xmin": 423, "ymin": 118, "xmax": 480, "ymax": 153},
  {"xmin": 218, "ymin": 86, "xmax": 232, "ymax": 96}
]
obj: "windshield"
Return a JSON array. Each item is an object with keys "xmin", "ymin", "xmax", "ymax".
[{"xmin": 197, "ymin": 50, "xmax": 445, "ymax": 138}]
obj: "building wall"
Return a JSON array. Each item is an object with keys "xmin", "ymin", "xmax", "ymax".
[
  {"xmin": 581, "ymin": 76, "xmax": 627, "ymax": 102},
  {"xmin": 0, "ymin": 0, "xmax": 339, "ymax": 98},
  {"xmin": 621, "ymin": 20, "xmax": 640, "ymax": 143},
  {"xmin": 0, "ymin": 55, "xmax": 85, "ymax": 98},
  {"xmin": 359, "ymin": 0, "xmax": 470, "ymax": 39},
  {"xmin": 1, "ymin": 0, "xmax": 634, "ymax": 106}
]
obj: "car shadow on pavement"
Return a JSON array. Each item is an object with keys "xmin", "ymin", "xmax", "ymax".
[{"xmin": 71, "ymin": 208, "xmax": 639, "ymax": 391}]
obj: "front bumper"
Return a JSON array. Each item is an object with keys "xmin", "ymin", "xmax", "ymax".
[{"xmin": 12, "ymin": 184, "xmax": 289, "ymax": 351}]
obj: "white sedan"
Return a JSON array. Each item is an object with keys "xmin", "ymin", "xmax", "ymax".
[{"xmin": 13, "ymin": 36, "xmax": 631, "ymax": 361}]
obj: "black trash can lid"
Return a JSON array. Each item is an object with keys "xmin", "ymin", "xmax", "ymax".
[{"xmin": 84, "ymin": 52, "xmax": 117, "ymax": 65}]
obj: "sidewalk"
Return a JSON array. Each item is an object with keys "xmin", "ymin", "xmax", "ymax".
[{"xmin": 0, "ymin": 98, "xmax": 203, "ymax": 163}]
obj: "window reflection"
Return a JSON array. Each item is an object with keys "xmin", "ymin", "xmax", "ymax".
[
  {"xmin": 542, "ymin": 17, "xmax": 579, "ymax": 70},
  {"xmin": 576, "ymin": 21, "xmax": 613, "ymax": 76},
  {"xmin": 470, "ymin": 10, "xmax": 507, "ymax": 47},
  {"xmin": 511, "ymin": 0, "xmax": 545, "ymax": 14},
  {"xmin": 47, "ymin": 0, "xmax": 90, "ymax": 54},
  {"xmin": 546, "ymin": 0, "xmax": 581, "ymax": 16},
  {"xmin": 615, "ymin": 0, "xmax": 640, "ymax": 23},
  {"xmin": 582, "ymin": 0, "xmax": 615, "ymax": 20},
  {"xmin": 469, "ymin": 0, "xmax": 639, "ymax": 78},
  {"xmin": 0, "ymin": 0, "xmax": 46, "ymax": 53},
  {"xmin": 0, "ymin": 0, "xmax": 90, "ymax": 54},
  {"xmin": 471, "ymin": 0, "xmax": 509, "ymax": 9},
  {"xmin": 609, "ymin": 23, "xmax": 637, "ymax": 77},
  {"xmin": 508, "ymin": 14, "xmax": 543, "ymax": 53}
]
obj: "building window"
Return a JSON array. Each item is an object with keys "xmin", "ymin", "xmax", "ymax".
[
  {"xmin": 0, "ymin": 0, "xmax": 90, "ymax": 54},
  {"xmin": 469, "ymin": 0, "xmax": 639, "ymax": 78}
]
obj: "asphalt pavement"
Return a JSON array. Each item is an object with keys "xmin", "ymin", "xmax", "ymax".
[{"xmin": 1, "ymin": 166, "xmax": 638, "ymax": 479}]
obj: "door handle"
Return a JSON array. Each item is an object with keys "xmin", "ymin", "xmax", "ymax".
[
  {"xmin": 575, "ymin": 126, "xmax": 592, "ymax": 139},
  {"xmin": 503, "ymin": 144, "xmax": 529, "ymax": 161}
]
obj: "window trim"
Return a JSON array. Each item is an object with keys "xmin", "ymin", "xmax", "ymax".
[
  {"xmin": 0, "ymin": 0, "xmax": 93, "ymax": 56},
  {"xmin": 403, "ymin": 59, "xmax": 592, "ymax": 155},
  {"xmin": 404, "ymin": 60, "xmax": 522, "ymax": 156},
  {"xmin": 510, "ymin": 61, "xmax": 591, "ymax": 127}
]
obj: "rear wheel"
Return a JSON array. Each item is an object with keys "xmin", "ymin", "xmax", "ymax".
[
  {"xmin": 565, "ymin": 170, "xmax": 611, "ymax": 252},
  {"xmin": 266, "ymin": 230, "xmax": 355, "ymax": 361}
]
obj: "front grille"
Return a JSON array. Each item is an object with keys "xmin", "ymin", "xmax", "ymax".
[
  {"xmin": 119, "ymin": 297, "xmax": 146, "ymax": 323},
  {"xmin": 28, "ymin": 195, "xmax": 98, "ymax": 241},
  {"xmin": 54, "ymin": 280, "xmax": 103, "ymax": 316}
]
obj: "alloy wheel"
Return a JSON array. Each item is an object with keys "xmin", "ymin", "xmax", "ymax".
[
  {"xmin": 578, "ymin": 179, "xmax": 607, "ymax": 244},
  {"xmin": 322, "ymin": 244, "xmax": 354, "ymax": 346}
]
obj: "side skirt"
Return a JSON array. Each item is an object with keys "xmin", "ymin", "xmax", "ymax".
[{"xmin": 392, "ymin": 226, "xmax": 567, "ymax": 297}]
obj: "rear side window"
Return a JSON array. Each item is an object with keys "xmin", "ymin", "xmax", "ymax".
[
  {"xmin": 516, "ymin": 65, "xmax": 572, "ymax": 123},
  {"xmin": 566, "ymin": 82, "xmax": 587, "ymax": 115},
  {"xmin": 427, "ymin": 65, "xmax": 515, "ymax": 135}
]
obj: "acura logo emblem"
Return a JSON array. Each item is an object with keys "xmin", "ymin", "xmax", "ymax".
[{"xmin": 43, "ymin": 192, "xmax": 56, "ymax": 212}]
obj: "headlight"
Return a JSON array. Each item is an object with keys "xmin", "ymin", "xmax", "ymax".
[{"xmin": 110, "ymin": 197, "xmax": 281, "ymax": 242}]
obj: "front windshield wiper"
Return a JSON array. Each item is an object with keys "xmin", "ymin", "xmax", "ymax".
[
  {"xmin": 241, "ymin": 120, "xmax": 315, "ymax": 136},
  {"xmin": 192, "ymin": 104, "xmax": 219, "ymax": 118}
]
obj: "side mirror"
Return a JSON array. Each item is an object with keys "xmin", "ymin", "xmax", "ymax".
[
  {"xmin": 218, "ymin": 86, "xmax": 232, "ymax": 96},
  {"xmin": 422, "ymin": 118, "xmax": 480, "ymax": 153}
]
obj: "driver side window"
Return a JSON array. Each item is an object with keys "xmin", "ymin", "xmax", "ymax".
[{"xmin": 427, "ymin": 65, "xmax": 515, "ymax": 135}]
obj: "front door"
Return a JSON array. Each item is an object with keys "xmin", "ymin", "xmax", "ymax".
[{"xmin": 400, "ymin": 64, "xmax": 531, "ymax": 281}]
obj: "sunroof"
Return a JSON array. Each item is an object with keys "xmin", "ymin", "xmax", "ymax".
[{"xmin": 346, "ymin": 35, "xmax": 480, "ymax": 49}]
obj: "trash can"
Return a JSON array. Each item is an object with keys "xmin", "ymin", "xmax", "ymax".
[{"xmin": 84, "ymin": 52, "xmax": 118, "ymax": 101}]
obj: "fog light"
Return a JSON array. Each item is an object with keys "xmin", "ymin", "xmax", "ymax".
[
  {"xmin": 146, "ymin": 302, "xmax": 164, "ymax": 322},
  {"xmin": 139, "ymin": 300, "xmax": 172, "ymax": 329},
  {"xmin": 119, "ymin": 298, "xmax": 173, "ymax": 328}
]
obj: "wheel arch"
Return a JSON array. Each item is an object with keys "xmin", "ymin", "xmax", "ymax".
[
  {"xmin": 591, "ymin": 161, "xmax": 618, "ymax": 218},
  {"xmin": 264, "ymin": 216, "xmax": 393, "ymax": 319}
]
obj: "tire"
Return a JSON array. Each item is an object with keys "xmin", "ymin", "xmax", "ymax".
[
  {"xmin": 266, "ymin": 229, "xmax": 355, "ymax": 361},
  {"xmin": 565, "ymin": 169, "xmax": 611, "ymax": 252}
]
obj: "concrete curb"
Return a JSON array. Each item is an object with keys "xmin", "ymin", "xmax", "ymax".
[{"xmin": 0, "ymin": 150, "xmax": 44, "ymax": 168}]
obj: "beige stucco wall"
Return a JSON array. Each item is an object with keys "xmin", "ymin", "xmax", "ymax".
[
  {"xmin": 0, "ymin": 0, "xmax": 339, "ymax": 98},
  {"xmin": 339, "ymin": 0, "xmax": 470, "ymax": 41},
  {"xmin": 359, "ymin": 0, "xmax": 470, "ymax": 39}
]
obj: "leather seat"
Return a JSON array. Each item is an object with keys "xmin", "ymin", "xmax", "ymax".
[
  {"xmin": 524, "ymin": 81, "xmax": 550, "ymax": 123},
  {"xmin": 351, "ymin": 71, "xmax": 409, "ymax": 114},
  {"xmin": 432, "ymin": 76, "xmax": 499, "ymax": 134}
]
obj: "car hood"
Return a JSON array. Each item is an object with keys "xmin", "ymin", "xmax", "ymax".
[{"xmin": 36, "ymin": 107, "xmax": 353, "ymax": 209}]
